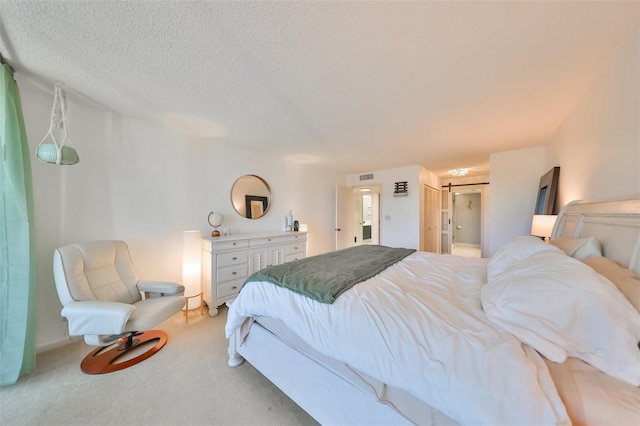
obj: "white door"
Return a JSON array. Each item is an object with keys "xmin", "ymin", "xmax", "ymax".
[{"xmin": 336, "ymin": 185, "xmax": 355, "ymax": 250}]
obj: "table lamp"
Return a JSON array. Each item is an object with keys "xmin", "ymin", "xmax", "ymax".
[
  {"xmin": 531, "ymin": 215, "xmax": 557, "ymax": 243},
  {"xmin": 208, "ymin": 212, "xmax": 223, "ymax": 237}
]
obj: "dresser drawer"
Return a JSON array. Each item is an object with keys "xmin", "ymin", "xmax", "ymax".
[
  {"xmin": 217, "ymin": 264, "xmax": 248, "ymax": 283},
  {"xmin": 285, "ymin": 233, "xmax": 305, "ymax": 241},
  {"xmin": 250, "ymin": 235, "xmax": 289, "ymax": 247},
  {"xmin": 286, "ymin": 242, "xmax": 304, "ymax": 255},
  {"xmin": 217, "ymin": 251, "xmax": 248, "ymax": 268},
  {"xmin": 209, "ymin": 239, "xmax": 249, "ymax": 252},
  {"xmin": 286, "ymin": 253, "xmax": 305, "ymax": 263},
  {"xmin": 217, "ymin": 280, "xmax": 242, "ymax": 299}
]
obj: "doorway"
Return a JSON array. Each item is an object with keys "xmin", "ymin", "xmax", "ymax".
[
  {"xmin": 442, "ymin": 186, "xmax": 486, "ymax": 258},
  {"xmin": 452, "ymin": 190, "xmax": 481, "ymax": 257},
  {"xmin": 335, "ymin": 185, "xmax": 381, "ymax": 250}
]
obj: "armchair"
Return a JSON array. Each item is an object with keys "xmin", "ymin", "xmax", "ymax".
[{"xmin": 53, "ymin": 240, "xmax": 185, "ymax": 374}]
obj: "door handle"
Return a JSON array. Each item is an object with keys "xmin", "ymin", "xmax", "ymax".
[{"xmin": 335, "ymin": 228, "xmax": 341, "ymax": 231}]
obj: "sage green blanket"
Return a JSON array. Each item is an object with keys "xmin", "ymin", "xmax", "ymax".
[{"xmin": 245, "ymin": 245, "xmax": 416, "ymax": 304}]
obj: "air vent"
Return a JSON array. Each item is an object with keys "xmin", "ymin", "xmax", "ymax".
[{"xmin": 359, "ymin": 173, "xmax": 374, "ymax": 181}]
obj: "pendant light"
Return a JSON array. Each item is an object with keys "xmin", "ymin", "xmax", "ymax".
[{"xmin": 36, "ymin": 83, "xmax": 79, "ymax": 165}]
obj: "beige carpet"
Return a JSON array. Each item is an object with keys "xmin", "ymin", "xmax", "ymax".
[{"xmin": 0, "ymin": 305, "xmax": 318, "ymax": 426}]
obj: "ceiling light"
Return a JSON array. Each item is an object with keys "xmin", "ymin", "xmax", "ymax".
[
  {"xmin": 449, "ymin": 168, "xmax": 469, "ymax": 177},
  {"xmin": 359, "ymin": 188, "xmax": 371, "ymax": 192}
]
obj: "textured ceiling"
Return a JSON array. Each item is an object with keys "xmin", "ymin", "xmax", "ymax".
[{"xmin": 1, "ymin": 1, "xmax": 637, "ymax": 175}]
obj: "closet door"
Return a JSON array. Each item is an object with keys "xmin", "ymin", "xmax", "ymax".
[{"xmin": 422, "ymin": 185, "xmax": 441, "ymax": 253}]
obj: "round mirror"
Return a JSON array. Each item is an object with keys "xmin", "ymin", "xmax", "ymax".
[{"xmin": 230, "ymin": 175, "xmax": 271, "ymax": 219}]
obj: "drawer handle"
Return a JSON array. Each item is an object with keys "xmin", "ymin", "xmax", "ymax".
[
  {"xmin": 232, "ymin": 271, "xmax": 237, "ymax": 275},
  {"xmin": 231, "ymin": 257, "xmax": 237, "ymax": 260},
  {"xmin": 294, "ymin": 246, "xmax": 298, "ymax": 250},
  {"xmin": 231, "ymin": 286, "xmax": 237, "ymax": 290},
  {"xmin": 268, "ymin": 238, "xmax": 271, "ymax": 241},
  {"xmin": 233, "ymin": 242, "xmax": 237, "ymax": 246}
]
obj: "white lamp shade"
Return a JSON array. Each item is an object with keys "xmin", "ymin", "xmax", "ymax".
[
  {"xmin": 182, "ymin": 230, "xmax": 202, "ymax": 309},
  {"xmin": 531, "ymin": 215, "xmax": 557, "ymax": 238}
]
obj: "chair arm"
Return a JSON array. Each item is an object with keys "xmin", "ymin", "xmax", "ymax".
[
  {"xmin": 137, "ymin": 280, "xmax": 185, "ymax": 296},
  {"xmin": 61, "ymin": 301, "xmax": 135, "ymax": 337}
]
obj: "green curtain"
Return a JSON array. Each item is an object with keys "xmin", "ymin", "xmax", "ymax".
[{"xmin": 0, "ymin": 63, "xmax": 37, "ymax": 386}]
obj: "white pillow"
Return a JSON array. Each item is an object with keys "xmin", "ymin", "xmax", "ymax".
[
  {"xmin": 550, "ymin": 237, "xmax": 602, "ymax": 260},
  {"xmin": 481, "ymin": 248, "xmax": 640, "ymax": 386},
  {"xmin": 487, "ymin": 236, "xmax": 563, "ymax": 279}
]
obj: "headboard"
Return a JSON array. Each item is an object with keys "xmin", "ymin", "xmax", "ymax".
[{"xmin": 552, "ymin": 196, "xmax": 640, "ymax": 275}]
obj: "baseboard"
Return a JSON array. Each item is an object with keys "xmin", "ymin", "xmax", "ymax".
[{"xmin": 37, "ymin": 336, "xmax": 80, "ymax": 354}]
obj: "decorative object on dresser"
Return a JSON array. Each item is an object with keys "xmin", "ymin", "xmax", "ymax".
[
  {"xmin": 287, "ymin": 210, "xmax": 293, "ymax": 231},
  {"xmin": 208, "ymin": 211, "xmax": 223, "ymax": 237},
  {"xmin": 201, "ymin": 231, "xmax": 307, "ymax": 316}
]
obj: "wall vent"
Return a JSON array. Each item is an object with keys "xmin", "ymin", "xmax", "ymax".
[{"xmin": 359, "ymin": 173, "xmax": 374, "ymax": 181}]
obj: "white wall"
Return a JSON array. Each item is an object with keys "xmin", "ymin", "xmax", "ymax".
[
  {"xmin": 347, "ymin": 165, "xmax": 423, "ymax": 249},
  {"xmin": 19, "ymin": 77, "xmax": 345, "ymax": 351},
  {"xmin": 486, "ymin": 22, "xmax": 639, "ymax": 256},
  {"xmin": 488, "ymin": 146, "xmax": 547, "ymax": 256},
  {"xmin": 547, "ymin": 23, "xmax": 639, "ymax": 206}
]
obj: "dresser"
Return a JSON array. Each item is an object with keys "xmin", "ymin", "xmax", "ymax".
[{"xmin": 201, "ymin": 231, "xmax": 307, "ymax": 316}]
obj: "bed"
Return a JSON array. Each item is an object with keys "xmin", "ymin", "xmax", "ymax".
[{"xmin": 225, "ymin": 196, "xmax": 640, "ymax": 425}]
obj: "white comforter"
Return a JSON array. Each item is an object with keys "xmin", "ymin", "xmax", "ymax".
[{"xmin": 225, "ymin": 251, "xmax": 570, "ymax": 425}]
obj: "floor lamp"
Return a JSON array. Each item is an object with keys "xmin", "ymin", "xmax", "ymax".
[{"xmin": 182, "ymin": 230, "xmax": 203, "ymax": 320}]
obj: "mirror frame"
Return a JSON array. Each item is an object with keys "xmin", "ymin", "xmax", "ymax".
[{"xmin": 230, "ymin": 175, "xmax": 271, "ymax": 219}]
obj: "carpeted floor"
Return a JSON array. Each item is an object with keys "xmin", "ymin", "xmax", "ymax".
[{"xmin": 0, "ymin": 305, "xmax": 317, "ymax": 426}]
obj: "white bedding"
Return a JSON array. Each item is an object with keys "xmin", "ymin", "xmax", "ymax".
[{"xmin": 226, "ymin": 251, "xmax": 570, "ymax": 425}]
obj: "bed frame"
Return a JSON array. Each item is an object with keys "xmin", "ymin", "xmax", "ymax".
[
  {"xmin": 552, "ymin": 196, "xmax": 640, "ymax": 275},
  {"xmin": 228, "ymin": 196, "xmax": 640, "ymax": 425}
]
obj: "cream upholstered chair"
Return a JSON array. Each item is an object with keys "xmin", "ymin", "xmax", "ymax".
[{"xmin": 53, "ymin": 240, "xmax": 185, "ymax": 374}]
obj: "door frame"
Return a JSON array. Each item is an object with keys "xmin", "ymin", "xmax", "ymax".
[
  {"xmin": 443, "ymin": 184, "xmax": 488, "ymax": 257},
  {"xmin": 335, "ymin": 185, "xmax": 381, "ymax": 250}
]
